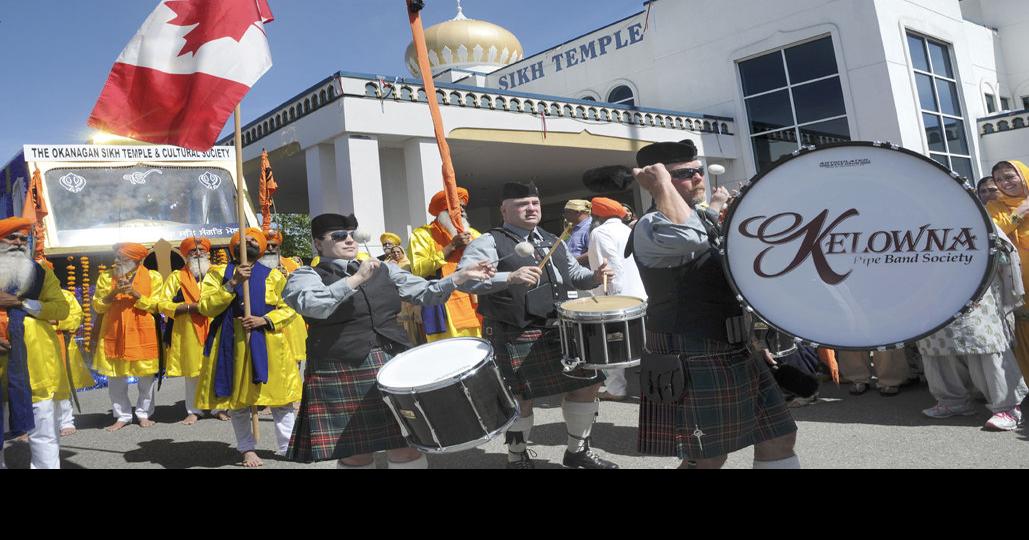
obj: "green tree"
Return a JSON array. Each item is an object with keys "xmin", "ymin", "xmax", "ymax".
[{"xmin": 273, "ymin": 213, "xmax": 313, "ymax": 261}]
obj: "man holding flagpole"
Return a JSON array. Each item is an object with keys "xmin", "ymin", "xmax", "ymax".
[{"xmin": 197, "ymin": 228, "xmax": 301, "ymax": 468}]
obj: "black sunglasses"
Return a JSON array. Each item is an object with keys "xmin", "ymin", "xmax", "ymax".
[
  {"xmin": 670, "ymin": 167, "xmax": 704, "ymax": 180},
  {"xmin": 327, "ymin": 230, "xmax": 357, "ymax": 242}
]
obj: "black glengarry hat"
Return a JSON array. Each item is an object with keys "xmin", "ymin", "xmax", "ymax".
[
  {"xmin": 311, "ymin": 213, "xmax": 358, "ymax": 238},
  {"xmin": 636, "ymin": 139, "xmax": 699, "ymax": 168},
  {"xmin": 502, "ymin": 182, "xmax": 540, "ymax": 200}
]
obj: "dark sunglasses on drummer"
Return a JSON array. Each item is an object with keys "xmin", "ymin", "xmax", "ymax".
[
  {"xmin": 670, "ymin": 167, "xmax": 704, "ymax": 180},
  {"xmin": 327, "ymin": 230, "xmax": 357, "ymax": 242}
]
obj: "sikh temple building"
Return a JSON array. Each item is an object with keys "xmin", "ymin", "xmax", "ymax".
[{"xmin": 220, "ymin": 0, "xmax": 1027, "ymax": 247}]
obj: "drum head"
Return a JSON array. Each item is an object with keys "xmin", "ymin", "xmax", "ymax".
[
  {"xmin": 723, "ymin": 142, "xmax": 995, "ymax": 350},
  {"xmin": 377, "ymin": 338, "xmax": 493, "ymax": 391},
  {"xmin": 559, "ymin": 296, "xmax": 647, "ymax": 321}
]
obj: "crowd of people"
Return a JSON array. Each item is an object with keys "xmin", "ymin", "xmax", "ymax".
[{"xmin": 0, "ymin": 144, "xmax": 1026, "ymax": 469}]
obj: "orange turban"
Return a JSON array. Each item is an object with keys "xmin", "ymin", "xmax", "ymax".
[
  {"xmin": 591, "ymin": 197, "xmax": 628, "ymax": 220},
  {"xmin": 230, "ymin": 228, "xmax": 268, "ymax": 260},
  {"xmin": 114, "ymin": 243, "xmax": 149, "ymax": 262},
  {"xmin": 265, "ymin": 230, "xmax": 284, "ymax": 244},
  {"xmin": 0, "ymin": 217, "xmax": 32, "ymax": 238},
  {"xmin": 428, "ymin": 188, "xmax": 470, "ymax": 216},
  {"xmin": 179, "ymin": 237, "xmax": 212, "ymax": 254}
]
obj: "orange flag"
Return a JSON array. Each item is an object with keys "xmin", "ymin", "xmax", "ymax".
[
  {"xmin": 259, "ymin": 150, "xmax": 278, "ymax": 232},
  {"xmin": 22, "ymin": 167, "xmax": 49, "ymax": 261},
  {"xmin": 406, "ymin": 0, "xmax": 465, "ymax": 235}
]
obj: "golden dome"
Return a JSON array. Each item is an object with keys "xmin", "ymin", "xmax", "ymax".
[{"xmin": 405, "ymin": 2, "xmax": 524, "ymax": 76}]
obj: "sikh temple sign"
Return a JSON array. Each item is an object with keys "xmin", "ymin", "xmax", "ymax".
[{"xmin": 496, "ymin": 21, "xmax": 646, "ymax": 91}]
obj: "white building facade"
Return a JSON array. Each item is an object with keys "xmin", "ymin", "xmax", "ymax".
[{"xmin": 228, "ymin": 0, "xmax": 1029, "ymax": 250}]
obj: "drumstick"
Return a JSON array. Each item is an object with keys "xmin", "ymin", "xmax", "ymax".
[{"xmin": 537, "ymin": 223, "xmax": 575, "ymax": 271}]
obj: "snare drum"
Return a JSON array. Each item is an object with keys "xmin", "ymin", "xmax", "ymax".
[
  {"xmin": 557, "ymin": 296, "xmax": 647, "ymax": 371},
  {"xmin": 376, "ymin": 338, "xmax": 520, "ymax": 454}
]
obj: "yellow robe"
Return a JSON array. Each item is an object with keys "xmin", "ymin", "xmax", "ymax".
[
  {"xmin": 408, "ymin": 224, "xmax": 483, "ymax": 343},
  {"xmin": 157, "ymin": 271, "xmax": 209, "ymax": 378},
  {"xmin": 987, "ymin": 159, "xmax": 1029, "ymax": 378},
  {"xmin": 195, "ymin": 265, "xmax": 302, "ymax": 410},
  {"xmin": 91, "ymin": 270, "xmax": 163, "ymax": 377},
  {"xmin": 54, "ymin": 290, "xmax": 95, "ymax": 400},
  {"xmin": 276, "ymin": 257, "xmax": 308, "ymax": 362},
  {"xmin": 0, "ymin": 266, "xmax": 69, "ymax": 403}
]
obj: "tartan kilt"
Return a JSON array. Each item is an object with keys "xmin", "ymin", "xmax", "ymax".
[
  {"xmin": 638, "ymin": 333, "xmax": 797, "ymax": 460},
  {"xmin": 487, "ymin": 321, "xmax": 603, "ymax": 400},
  {"xmin": 287, "ymin": 348, "xmax": 408, "ymax": 463}
]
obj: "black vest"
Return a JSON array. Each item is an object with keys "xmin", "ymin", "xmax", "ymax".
[
  {"xmin": 629, "ymin": 209, "xmax": 742, "ymax": 342},
  {"xmin": 477, "ymin": 226, "xmax": 572, "ymax": 329},
  {"xmin": 305, "ymin": 261, "xmax": 410, "ymax": 365}
]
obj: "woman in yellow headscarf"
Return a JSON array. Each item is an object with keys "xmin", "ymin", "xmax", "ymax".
[{"xmin": 986, "ymin": 160, "xmax": 1029, "ymax": 378}]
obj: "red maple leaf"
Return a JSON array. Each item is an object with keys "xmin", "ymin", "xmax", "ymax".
[{"xmin": 165, "ymin": 0, "xmax": 273, "ymax": 57}]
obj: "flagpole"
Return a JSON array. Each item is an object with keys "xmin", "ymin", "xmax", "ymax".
[
  {"xmin": 234, "ymin": 105, "xmax": 260, "ymax": 443},
  {"xmin": 406, "ymin": 0, "xmax": 465, "ymax": 235}
]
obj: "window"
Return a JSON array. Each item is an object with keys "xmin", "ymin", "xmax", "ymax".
[
  {"xmin": 985, "ymin": 93, "xmax": 997, "ymax": 114},
  {"xmin": 738, "ymin": 36, "xmax": 850, "ymax": 172},
  {"xmin": 1022, "ymin": 96, "xmax": 1029, "ymax": 111},
  {"xmin": 607, "ymin": 85, "xmax": 636, "ymax": 107},
  {"xmin": 1001, "ymin": 97, "xmax": 1011, "ymax": 111},
  {"xmin": 908, "ymin": 33, "xmax": 974, "ymax": 179},
  {"xmin": 580, "ymin": 96, "xmax": 597, "ymax": 102}
]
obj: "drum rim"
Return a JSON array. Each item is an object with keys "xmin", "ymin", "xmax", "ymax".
[
  {"xmin": 558, "ymin": 296, "xmax": 648, "ymax": 321},
  {"xmin": 720, "ymin": 141, "xmax": 999, "ymax": 352},
  {"xmin": 376, "ymin": 337, "xmax": 497, "ymax": 394}
]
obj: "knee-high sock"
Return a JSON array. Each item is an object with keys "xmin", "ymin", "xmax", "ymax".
[
  {"xmin": 754, "ymin": 455, "xmax": 801, "ymax": 469},
  {"xmin": 505, "ymin": 415, "xmax": 534, "ymax": 462},
  {"xmin": 563, "ymin": 399, "xmax": 599, "ymax": 453},
  {"xmin": 388, "ymin": 455, "xmax": 428, "ymax": 469}
]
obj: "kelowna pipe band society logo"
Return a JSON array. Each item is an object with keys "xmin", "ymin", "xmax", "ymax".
[{"xmin": 738, "ymin": 209, "xmax": 979, "ymax": 285}]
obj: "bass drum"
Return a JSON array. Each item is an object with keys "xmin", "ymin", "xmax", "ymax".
[{"xmin": 722, "ymin": 142, "xmax": 997, "ymax": 350}]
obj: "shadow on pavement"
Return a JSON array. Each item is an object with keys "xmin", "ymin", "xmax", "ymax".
[{"xmin": 121, "ymin": 438, "xmax": 277, "ymax": 469}]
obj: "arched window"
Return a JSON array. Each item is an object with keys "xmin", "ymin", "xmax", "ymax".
[
  {"xmin": 401, "ymin": 86, "xmax": 413, "ymax": 100},
  {"xmin": 999, "ymin": 121, "xmax": 1011, "ymax": 131},
  {"xmin": 417, "ymin": 89, "xmax": 427, "ymax": 102},
  {"xmin": 481, "ymin": 96, "xmax": 493, "ymax": 109},
  {"xmin": 551, "ymin": 103, "xmax": 561, "ymax": 116},
  {"xmin": 465, "ymin": 94, "xmax": 477, "ymax": 107},
  {"xmin": 509, "ymin": 98, "xmax": 521, "ymax": 112},
  {"xmin": 436, "ymin": 90, "xmax": 446, "ymax": 104},
  {"xmin": 320, "ymin": 90, "xmax": 327, "ymax": 103},
  {"xmin": 328, "ymin": 86, "xmax": 336, "ymax": 99},
  {"xmin": 983, "ymin": 123, "xmax": 995, "ymax": 134},
  {"xmin": 524, "ymin": 100, "xmax": 535, "ymax": 114},
  {"xmin": 450, "ymin": 91, "xmax": 462, "ymax": 105},
  {"xmin": 1014, "ymin": 118, "xmax": 1026, "ymax": 129},
  {"xmin": 581, "ymin": 96, "xmax": 597, "ymax": 102},
  {"xmin": 304, "ymin": 99, "xmax": 311, "ymax": 113},
  {"xmin": 607, "ymin": 85, "xmax": 636, "ymax": 107}
]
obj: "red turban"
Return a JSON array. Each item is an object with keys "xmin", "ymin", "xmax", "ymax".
[
  {"xmin": 114, "ymin": 243, "xmax": 149, "ymax": 262},
  {"xmin": 230, "ymin": 228, "xmax": 268, "ymax": 260},
  {"xmin": 428, "ymin": 188, "xmax": 470, "ymax": 216},
  {"xmin": 179, "ymin": 237, "xmax": 212, "ymax": 254},
  {"xmin": 591, "ymin": 197, "xmax": 628, "ymax": 220},
  {"xmin": 0, "ymin": 217, "xmax": 32, "ymax": 238}
]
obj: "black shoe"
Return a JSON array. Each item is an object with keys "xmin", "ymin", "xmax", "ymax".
[
  {"xmin": 506, "ymin": 450, "xmax": 537, "ymax": 470},
  {"xmin": 563, "ymin": 440, "xmax": 619, "ymax": 469}
]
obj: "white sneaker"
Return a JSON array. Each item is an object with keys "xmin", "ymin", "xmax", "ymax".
[
  {"xmin": 984, "ymin": 410, "xmax": 1019, "ymax": 432},
  {"xmin": 922, "ymin": 404, "xmax": 976, "ymax": 419}
]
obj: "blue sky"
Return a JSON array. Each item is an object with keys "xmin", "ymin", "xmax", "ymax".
[{"xmin": 0, "ymin": 0, "xmax": 644, "ymax": 162}]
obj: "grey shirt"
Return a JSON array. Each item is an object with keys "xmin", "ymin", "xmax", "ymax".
[
  {"xmin": 632, "ymin": 210, "xmax": 712, "ymax": 269},
  {"xmin": 456, "ymin": 223, "xmax": 597, "ymax": 294},
  {"xmin": 283, "ymin": 258, "xmax": 457, "ymax": 321}
]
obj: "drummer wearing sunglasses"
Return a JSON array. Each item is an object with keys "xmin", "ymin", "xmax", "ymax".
[
  {"xmin": 281, "ymin": 213, "xmax": 495, "ymax": 470},
  {"xmin": 457, "ymin": 182, "xmax": 620, "ymax": 470},
  {"xmin": 629, "ymin": 139, "xmax": 800, "ymax": 470}
]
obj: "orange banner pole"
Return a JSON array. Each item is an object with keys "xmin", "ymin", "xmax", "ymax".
[{"xmin": 406, "ymin": 0, "xmax": 465, "ymax": 234}]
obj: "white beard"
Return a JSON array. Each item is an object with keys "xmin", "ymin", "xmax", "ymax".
[
  {"xmin": 258, "ymin": 253, "xmax": 281, "ymax": 270},
  {"xmin": 0, "ymin": 246, "xmax": 36, "ymax": 296},
  {"xmin": 186, "ymin": 255, "xmax": 211, "ymax": 281},
  {"xmin": 437, "ymin": 211, "xmax": 471, "ymax": 237},
  {"xmin": 113, "ymin": 260, "xmax": 139, "ymax": 280}
]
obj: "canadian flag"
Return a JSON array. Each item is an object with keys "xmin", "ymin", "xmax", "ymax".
[{"xmin": 88, "ymin": 0, "xmax": 274, "ymax": 151}]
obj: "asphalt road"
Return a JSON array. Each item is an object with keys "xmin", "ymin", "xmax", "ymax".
[{"xmin": 4, "ymin": 373, "xmax": 1026, "ymax": 469}]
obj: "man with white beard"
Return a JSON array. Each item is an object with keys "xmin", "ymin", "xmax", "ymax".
[
  {"xmin": 93, "ymin": 243, "xmax": 164, "ymax": 432},
  {"xmin": 408, "ymin": 188, "xmax": 483, "ymax": 342},
  {"xmin": 158, "ymin": 237, "xmax": 216, "ymax": 425},
  {"xmin": 0, "ymin": 217, "xmax": 70, "ymax": 469}
]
